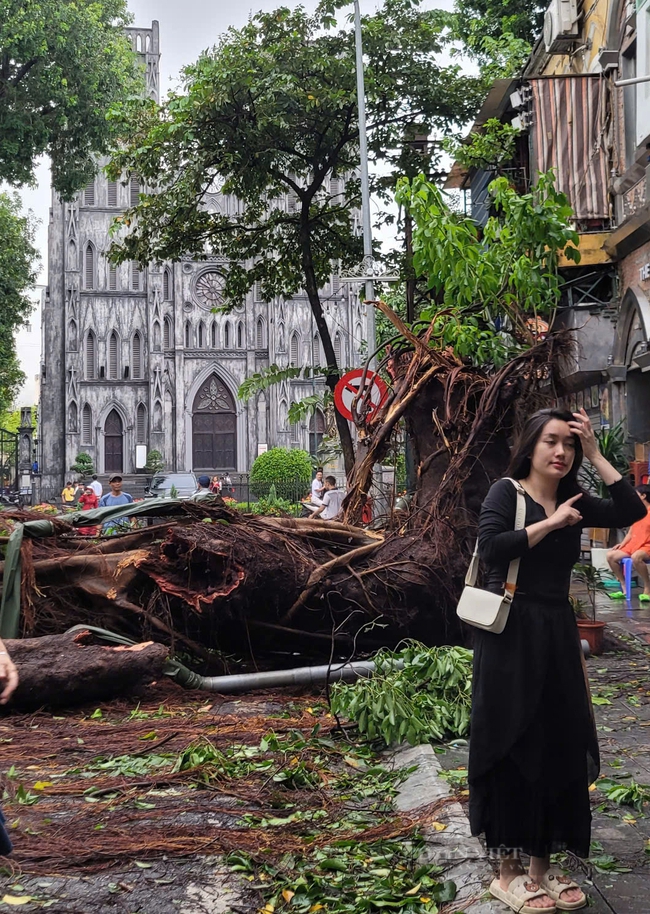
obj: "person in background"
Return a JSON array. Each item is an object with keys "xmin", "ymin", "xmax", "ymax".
[
  {"xmin": 606, "ymin": 484, "xmax": 650, "ymax": 601},
  {"xmin": 191, "ymin": 475, "xmax": 221, "ymax": 502},
  {"xmin": 77, "ymin": 485, "xmax": 99, "ymax": 536},
  {"xmin": 310, "ymin": 468, "xmax": 324, "ymax": 505},
  {"xmin": 210, "ymin": 475, "xmax": 222, "ymax": 494},
  {"xmin": 221, "ymin": 472, "xmax": 234, "ymax": 496},
  {"xmin": 309, "ymin": 476, "xmax": 344, "ymax": 521},
  {"xmin": 89, "ymin": 474, "xmax": 102, "ymax": 498},
  {"xmin": 61, "ymin": 481, "xmax": 76, "ymax": 505},
  {"xmin": 99, "ymin": 474, "xmax": 134, "ymax": 534}
]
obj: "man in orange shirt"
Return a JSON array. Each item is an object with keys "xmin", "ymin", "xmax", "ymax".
[{"xmin": 607, "ymin": 484, "xmax": 650, "ymax": 600}]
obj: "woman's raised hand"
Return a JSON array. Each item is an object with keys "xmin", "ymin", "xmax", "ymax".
[
  {"xmin": 569, "ymin": 409, "xmax": 599, "ymax": 462},
  {"xmin": 549, "ymin": 493, "xmax": 583, "ymax": 529}
]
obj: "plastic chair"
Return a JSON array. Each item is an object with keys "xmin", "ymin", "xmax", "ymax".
[{"xmin": 620, "ymin": 555, "xmax": 650, "ymax": 600}]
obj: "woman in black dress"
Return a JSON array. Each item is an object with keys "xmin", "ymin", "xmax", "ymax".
[{"xmin": 471, "ymin": 408, "xmax": 645, "ymax": 913}]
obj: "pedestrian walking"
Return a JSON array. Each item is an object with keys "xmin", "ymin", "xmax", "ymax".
[
  {"xmin": 471, "ymin": 408, "xmax": 645, "ymax": 913},
  {"xmin": 61, "ymin": 481, "xmax": 76, "ymax": 506},
  {"xmin": 98, "ymin": 474, "xmax": 134, "ymax": 535},
  {"xmin": 77, "ymin": 485, "xmax": 99, "ymax": 536},
  {"xmin": 89, "ymin": 474, "xmax": 103, "ymax": 498}
]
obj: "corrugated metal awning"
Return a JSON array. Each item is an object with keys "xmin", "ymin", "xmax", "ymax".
[{"xmin": 529, "ymin": 75, "xmax": 609, "ymax": 221}]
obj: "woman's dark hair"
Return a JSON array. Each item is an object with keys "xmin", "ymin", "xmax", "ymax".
[
  {"xmin": 507, "ymin": 408, "xmax": 584, "ymax": 497},
  {"xmin": 636, "ymin": 484, "xmax": 650, "ymax": 501}
]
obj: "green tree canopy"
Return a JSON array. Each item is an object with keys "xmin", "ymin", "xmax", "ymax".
[
  {"xmin": 0, "ymin": 192, "xmax": 39, "ymax": 412},
  {"xmin": 0, "ymin": 0, "xmax": 139, "ymax": 198},
  {"xmin": 106, "ymin": 0, "xmax": 482, "ymax": 472},
  {"xmin": 395, "ymin": 171, "xmax": 580, "ymax": 366}
]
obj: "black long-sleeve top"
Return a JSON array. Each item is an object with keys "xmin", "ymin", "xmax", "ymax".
[{"xmin": 478, "ymin": 477, "xmax": 645, "ymax": 602}]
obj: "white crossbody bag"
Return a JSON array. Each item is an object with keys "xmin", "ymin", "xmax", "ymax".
[{"xmin": 456, "ymin": 478, "xmax": 526, "ymax": 634}]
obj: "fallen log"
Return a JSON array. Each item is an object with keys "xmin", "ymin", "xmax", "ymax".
[{"xmin": 3, "ymin": 629, "xmax": 169, "ymax": 712}]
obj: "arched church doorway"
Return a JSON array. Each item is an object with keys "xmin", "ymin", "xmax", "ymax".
[
  {"xmin": 192, "ymin": 375, "xmax": 236, "ymax": 470},
  {"xmin": 104, "ymin": 409, "xmax": 124, "ymax": 472}
]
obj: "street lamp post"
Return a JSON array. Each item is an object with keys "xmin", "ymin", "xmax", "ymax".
[{"xmin": 353, "ymin": 0, "xmax": 376, "ymax": 359}]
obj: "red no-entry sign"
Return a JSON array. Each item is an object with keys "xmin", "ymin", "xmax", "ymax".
[{"xmin": 334, "ymin": 369, "xmax": 388, "ymax": 421}]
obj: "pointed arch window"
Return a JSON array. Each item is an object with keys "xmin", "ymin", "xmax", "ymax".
[
  {"xmin": 333, "ymin": 332, "xmax": 342, "ymax": 367},
  {"xmin": 198, "ymin": 321, "xmax": 205, "ymax": 348},
  {"xmin": 108, "ymin": 331, "xmax": 119, "ymax": 380},
  {"xmin": 132, "ymin": 331, "xmax": 143, "ymax": 379},
  {"xmin": 109, "ymin": 263, "xmax": 117, "ymax": 291},
  {"xmin": 224, "ymin": 321, "xmax": 231, "ymax": 349},
  {"xmin": 107, "ymin": 180, "xmax": 118, "ymax": 206},
  {"xmin": 81, "ymin": 404, "xmax": 93, "ymax": 444},
  {"xmin": 68, "ymin": 319, "xmax": 78, "ymax": 351},
  {"xmin": 211, "ymin": 321, "xmax": 217, "ymax": 348},
  {"xmin": 136, "ymin": 403, "xmax": 147, "ymax": 443},
  {"xmin": 355, "ymin": 323, "xmax": 363, "ymax": 361},
  {"xmin": 237, "ymin": 321, "xmax": 243, "ymax": 349},
  {"xmin": 184, "ymin": 320, "xmax": 191, "ymax": 349},
  {"xmin": 309, "ymin": 409, "xmax": 326, "ymax": 457},
  {"xmin": 68, "ymin": 401, "xmax": 78, "ymax": 432},
  {"xmin": 85, "ymin": 330, "xmax": 96, "ymax": 379},
  {"xmin": 153, "ymin": 320, "xmax": 161, "ymax": 351},
  {"xmin": 164, "ymin": 316, "xmax": 172, "ymax": 349},
  {"xmin": 130, "ymin": 175, "xmax": 140, "ymax": 207},
  {"xmin": 84, "ymin": 243, "xmax": 95, "ymax": 290},
  {"xmin": 312, "ymin": 333, "xmax": 321, "ymax": 367},
  {"xmin": 290, "ymin": 332, "xmax": 300, "ymax": 367},
  {"xmin": 256, "ymin": 317, "xmax": 265, "ymax": 350},
  {"xmin": 163, "ymin": 268, "xmax": 171, "ymax": 300}
]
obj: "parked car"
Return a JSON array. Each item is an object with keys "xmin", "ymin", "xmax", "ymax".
[{"xmin": 144, "ymin": 473, "xmax": 198, "ymax": 500}]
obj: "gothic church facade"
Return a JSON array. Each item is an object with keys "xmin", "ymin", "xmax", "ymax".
[{"xmin": 40, "ymin": 21, "xmax": 367, "ymax": 498}]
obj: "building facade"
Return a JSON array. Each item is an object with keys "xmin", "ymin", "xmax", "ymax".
[
  {"xmin": 446, "ymin": 0, "xmax": 650, "ymax": 454},
  {"xmin": 39, "ymin": 21, "xmax": 367, "ymax": 498}
]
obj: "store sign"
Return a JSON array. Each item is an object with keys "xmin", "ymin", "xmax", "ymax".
[{"xmin": 640, "ymin": 262, "xmax": 650, "ymax": 282}]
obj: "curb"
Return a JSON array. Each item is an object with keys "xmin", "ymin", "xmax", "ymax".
[{"xmin": 391, "ymin": 744, "xmax": 507, "ymax": 913}]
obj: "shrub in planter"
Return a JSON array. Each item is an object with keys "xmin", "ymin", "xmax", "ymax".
[
  {"xmin": 249, "ymin": 447, "xmax": 311, "ymax": 500},
  {"xmin": 70, "ymin": 452, "xmax": 94, "ymax": 476},
  {"xmin": 145, "ymin": 449, "xmax": 165, "ymax": 474}
]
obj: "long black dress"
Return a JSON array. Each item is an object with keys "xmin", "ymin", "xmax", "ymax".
[{"xmin": 469, "ymin": 477, "xmax": 645, "ymax": 859}]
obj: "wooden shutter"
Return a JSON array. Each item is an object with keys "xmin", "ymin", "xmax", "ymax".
[
  {"xmin": 130, "ymin": 176, "xmax": 140, "ymax": 206},
  {"xmin": 256, "ymin": 319, "xmax": 264, "ymax": 349},
  {"xmin": 164, "ymin": 317, "xmax": 171, "ymax": 349},
  {"xmin": 82, "ymin": 404, "xmax": 92, "ymax": 444},
  {"xmin": 109, "ymin": 332, "xmax": 118, "ymax": 379},
  {"xmin": 312, "ymin": 334, "xmax": 320, "ymax": 367},
  {"xmin": 132, "ymin": 332, "xmax": 142, "ymax": 379},
  {"xmin": 290, "ymin": 333, "xmax": 299, "ymax": 367},
  {"xmin": 85, "ymin": 332, "xmax": 96, "ymax": 379},
  {"xmin": 85, "ymin": 245, "xmax": 94, "ymax": 290},
  {"xmin": 107, "ymin": 181, "xmax": 117, "ymax": 206},
  {"xmin": 163, "ymin": 269, "xmax": 170, "ymax": 300},
  {"xmin": 333, "ymin": 333, "xmax": 342, "ymax": 366},
  {"xmin": 136, "ymin": 404, "xmax": 146, "ymax": 443},
  {"xmin": 84, "ymin": 182, "xmax": 95, "ymax": 206},
  {"xmin": 131, "ymin": 262, "xmax": 140, "ymax": 291},
  {"xmin": 109, "ymin": 264, "xmax": 117, "ymax": 291}
]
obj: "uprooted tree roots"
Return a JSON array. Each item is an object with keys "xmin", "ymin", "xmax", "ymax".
[{"xmin": 5, "ymin": 330, "xmax": 572, "ymax": 670}]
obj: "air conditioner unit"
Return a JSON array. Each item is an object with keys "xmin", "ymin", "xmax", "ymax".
[{"xmin": 543, "ymin": 0, "xmax": 579, "ymax": 53}]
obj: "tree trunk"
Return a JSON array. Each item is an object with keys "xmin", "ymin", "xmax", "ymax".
[
  {"xmin": 3, "ymin": 630, "xmax": 169, "ymax": 712},
  {"xmin": 300, "ymin": 213, "xmax": 355, "ymax": 475}
]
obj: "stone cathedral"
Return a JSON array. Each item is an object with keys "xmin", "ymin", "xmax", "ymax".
[{"xmin": 40, "ymin": 21, "xmax": 367, "ymax": 498}]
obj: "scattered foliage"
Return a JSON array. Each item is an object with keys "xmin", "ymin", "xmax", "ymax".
[{"xmin": 331, "ymin": 643, "xmax": 472, "ymax": 745}]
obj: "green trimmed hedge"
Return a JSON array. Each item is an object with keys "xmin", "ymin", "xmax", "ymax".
[{"xmin": 249, "ymin": 447, "xmax": 312, "ymax": 500}]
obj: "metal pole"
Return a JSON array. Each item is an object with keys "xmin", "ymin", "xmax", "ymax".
[
  {"xmin": 614, "ymin": 73, "xmax": 650, "ymax": 87},
  {"xmin": 353, "ymin": 0, "xmax": 376, "ymax": 362}
]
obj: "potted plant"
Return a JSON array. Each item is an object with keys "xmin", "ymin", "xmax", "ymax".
[{"xmin": 572, "ymin": 563, "xmax": 609, "ymax": 654}]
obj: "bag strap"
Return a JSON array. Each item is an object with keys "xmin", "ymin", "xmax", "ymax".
[{"xmin": 465, "ymin": 478, "xmax": 526, "ymax": 601}]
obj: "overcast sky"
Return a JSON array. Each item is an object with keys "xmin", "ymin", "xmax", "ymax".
[{"xmin": 18, "ymin": 0, "xmax": 455, "ymax": 289}]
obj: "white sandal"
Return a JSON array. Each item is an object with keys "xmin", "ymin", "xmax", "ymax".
[
  {"xmin": 489, "ymin": 875, "xmax": 556, "ymax": 913},
  {"xmin": 538, "ymin": 867, "xmax": 586, "ymax": 911}
]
